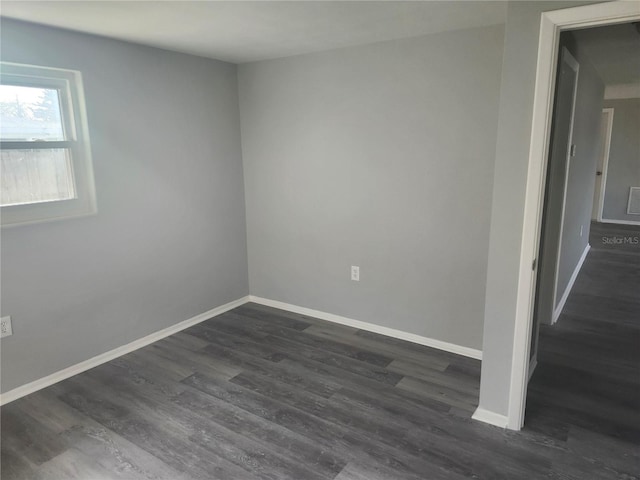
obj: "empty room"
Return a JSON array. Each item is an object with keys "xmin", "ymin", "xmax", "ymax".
[{"xmin": 1, "ymin": 1, "xmax": 638, "ymax": 479}]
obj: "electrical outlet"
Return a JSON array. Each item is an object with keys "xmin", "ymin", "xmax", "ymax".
[
  {"xmin": 1, "ymin": 316, "xmax": 13, "ymax": 338},
  {"xmin": 351, "ymin": 265, "xmax": 360, "ymax": 281}
]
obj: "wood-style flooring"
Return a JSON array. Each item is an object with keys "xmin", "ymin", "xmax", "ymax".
[
  {"xmin": 525, "ymin": 221, "xmax": 640, "ymax": 476},
  {"xmin": 1, "ymin": 223, "xmax": 638, "ymax": 479}
]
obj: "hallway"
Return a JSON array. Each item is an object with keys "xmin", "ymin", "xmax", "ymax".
[{"xmin": 525, "ymin": 221, "xmax": 640, "ymax": 474}]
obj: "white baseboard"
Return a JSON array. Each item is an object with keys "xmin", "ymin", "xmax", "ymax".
[
  {"xmin": 600, "ymin": 218, "xmax": 640, "ymax": 226},
  {"xmin": 2, "ymin": 293, "xmax": 483, "ymax": 406},
  {"xmin": 552, "ymin": 244, "xmax": 590, "ymax": 324},
  {"xmin": 0, "ymin": 295, "xmax": 250, "ymax": 406},
  {"xmin": 472, "ymin": 407, "xmax": 509, "ymax": 428},
  {"xmin": 248, "ymin": 296, "xmax": 482, "ymax": 360}
]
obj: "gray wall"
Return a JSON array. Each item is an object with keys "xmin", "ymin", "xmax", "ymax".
[
  {"xmin": 239, "ymin": 25, "xmax": 505, "ymax": 350},
  {"xmin": 555, "ymin": 35, "xmax": 604, "ymax": 305},
  {"xmin": 533, "ymin": 46, "xmax": 579, "ymax": 337},
  {"xmin": 479, "ymin": 0, "xmax": 605, "ymax": 418},
  {"xmin": 602, "ymin": 98, "xmax": 640, "ymax": 222},
  {"xmin": 0, "ymin": 20, "xmax": 249, "ymax": 393}
]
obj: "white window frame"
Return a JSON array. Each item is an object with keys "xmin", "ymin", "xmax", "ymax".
[{"xmin": 1, "ymin": 62, "xmax": 97, "ymax": 227}]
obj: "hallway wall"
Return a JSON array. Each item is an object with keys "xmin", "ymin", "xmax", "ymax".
[
  {"xmin": 554, "ymin": 33, "xmax": 605, "ymax": 312},
  {"xmin": 601, "ymin": 98, "xmax": 640, "ymax": 224}
]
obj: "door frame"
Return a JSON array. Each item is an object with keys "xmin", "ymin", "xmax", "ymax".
[
  {"xmin": 507, "ymin": 0, "xmax": 640, "ymax": 431},
  {"xmin": 593, "ymin": 107, "xmax": 615, "ymax": 222},
  {"xmin": 550, "ymin": 46, "xmax": 580, "ymax": 326}
]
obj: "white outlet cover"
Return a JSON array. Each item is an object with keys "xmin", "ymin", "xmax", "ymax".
[
  {"xmin": 1, "ymin": 316, "xmax": 13, "ymax": 338},
  {"xmin": 351, "ymin": 266, "xmax": 360, "ymax": 281}
]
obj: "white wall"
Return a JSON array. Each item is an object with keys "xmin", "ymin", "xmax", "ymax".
[
  {"xmin": 0, "ymin": 19, "xmax": 249, "ymax": 393},
  {"xmin": 239, "ymin": 25, "xmax": 505, "ymax": 350}
]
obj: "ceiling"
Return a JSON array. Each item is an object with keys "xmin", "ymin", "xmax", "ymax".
[
  {"xmin": 0, "ymin": 1, "xmax": 507, "ymax": 64},
  {"xmin": 572, "ymin": 22, "xmax": 640, "ymax": 86}
]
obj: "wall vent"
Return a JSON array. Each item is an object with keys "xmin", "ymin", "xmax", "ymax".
[{"xmin": 628, "ymin": 187, "xmax": 640, "ymax": 215}]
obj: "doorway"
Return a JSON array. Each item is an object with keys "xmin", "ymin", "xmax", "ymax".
[
  {"xmin": 506, "ymin": 1, "xmax": 640, "ymax": 431},
  {"xmin": 591, "ymin": 108, "xmax": 614, "ymax": 222},
  {"xmin": 525, "ymin": 18, "xmax": 640, "ymax": 445}
]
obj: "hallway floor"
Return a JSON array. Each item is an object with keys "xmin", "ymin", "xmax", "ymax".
[{"xmin": 525, "ymin": 221, "xmax": 640, "ymax": 475}]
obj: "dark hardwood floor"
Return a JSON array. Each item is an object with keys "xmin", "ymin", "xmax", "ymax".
[
  {"xmin": 1, "ymin": 223, "xmax": 638, "ymax": 479},
  {"xmin": 525, "ymin": 221, "xmax": 640, "ymax": 476}
]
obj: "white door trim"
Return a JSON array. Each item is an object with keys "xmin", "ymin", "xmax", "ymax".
[
  {"xmin": 594, "ymin": 108, "xmax": 615, "ymax": 222},
  {"xmin": 507, "ymin": 0, "xmax": 640, "ymax": 431}
]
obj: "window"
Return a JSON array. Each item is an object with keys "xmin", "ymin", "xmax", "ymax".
[{"xmin": 1, "ymin": 62, "xmax": 96, "ymax": 226}]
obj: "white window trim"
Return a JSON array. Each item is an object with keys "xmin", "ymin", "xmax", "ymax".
[{"xmin": 1, "ymin": 62, "xmax": 97, "ymax": 227}]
